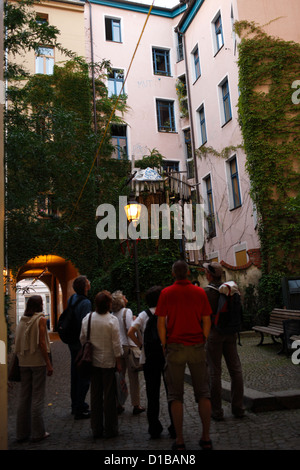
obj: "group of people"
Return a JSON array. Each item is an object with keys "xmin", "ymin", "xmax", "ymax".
[{"xmin": 14, "ymin": 260, "xmax": 244, "ymax": 450}]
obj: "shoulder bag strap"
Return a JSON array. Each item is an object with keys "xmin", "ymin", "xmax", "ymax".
[
  {"xmin": 87, "ymin": 312, "xmax": 92, "ymax": 341},
  {"xmin": 122, "ymin": 309, "xmax": 129, "ymax": 345}
]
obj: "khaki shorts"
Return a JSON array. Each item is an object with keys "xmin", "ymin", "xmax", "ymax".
[{"xmin": 165, "ymin": 342, "xmax": 210, "ymax": 403}]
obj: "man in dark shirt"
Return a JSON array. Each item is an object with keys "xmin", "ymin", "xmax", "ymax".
[
  {"xmin": 204, "ymin": 262, "xmax": 245, "ymax": 421},
  {"xmin": 68, "ymin": 275, "xmax": 92, "ymax": 419}
]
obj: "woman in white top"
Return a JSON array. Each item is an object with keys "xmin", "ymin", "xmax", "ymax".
[
  {"xmin": 80, "ymin": 290, "xmax": 123, "ymax": 439},
  {"xmin": 111, "ymin": 290, "xmax": 145, "ymax": 415}
]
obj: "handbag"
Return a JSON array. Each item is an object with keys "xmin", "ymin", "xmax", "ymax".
[
  {"xmin": 123, "ymin": 309, "xmax": 143, "ymax": 372},
  {"xmin": 8, "ymin": 354, "xmax": 21, "ymax": 382},
  {"xmin": 75, "ymin": 312, "xmax": 93, "ymax": 379},
  {"xmin": 115, "ymin": 370, "xmax": 128, "ymax": 406}
]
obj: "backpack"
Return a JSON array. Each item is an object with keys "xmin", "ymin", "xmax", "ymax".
[
  {"xmin": 207, "ymin": 281, "xmax": 243, "ymax": 342},
  {"xmin": 57, "ymin": 295, "xmax": 84, "ymax": 344},
  {"xmin": 143, "ymin": 309, "xmax": 164, "ymax": 360}
]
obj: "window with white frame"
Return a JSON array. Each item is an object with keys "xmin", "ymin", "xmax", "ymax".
[
  {"xmin": 105, "ymin": 17, "xmax": 121, "ymax": 42},
  {"xmin": 203, "ymin": 174, "xmax": 216, "ymax": 237},
  {"xmin": 212, "ymin": 12, "xmax": 224, "ymax": 55},
  {"xmin": 108, "ymin": 69, "xmax": 125, "ymax": 97},
  {"xmin": 35, "ymin": 46, "xmax": 54, "ymax": 75},
  {"xmin": 111, "ymin": 125, "xmax": 128, "ymax": 160},
  {"xmin": 184, "ymin": 129, "xmax": 194, "ymax": 179},
  {"xmin": 152, "ymin": 48, "xmax": 171, "ymax": 77},
  {"xmin": 226, "ymin": 156, "xmax": 242, "ymax": 209},
  {"xmin": 192, "ymin": 45, "xmax": 201, "ymax": 81},
  {"xmin": 177, "ymin": 32, "xmax": 184, "ymax": 62},
  {"xmin": 218, "ymin": 77, "xmax": 232, "ymax": 126},
  {"xmin": 197, "ymin": 104, "xmax": 207, "ymax": 145},
  {"xmin": 156, "ymin": 100, "xmax": 176, "ymax": 132}
]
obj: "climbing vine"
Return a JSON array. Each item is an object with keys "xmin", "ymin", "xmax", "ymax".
[{"xmin": 236, "ymin": 20, "xmax": 300, "ymax": 315}]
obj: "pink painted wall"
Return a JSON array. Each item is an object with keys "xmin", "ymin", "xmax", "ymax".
[
  {"xmin": 181, "ymin": 0, "xmax": 260, "ymax": 266},
  {"xmin": 85, "ymin": 3, "xmax": 185, "ymax": 164},
  {"xmin": 236, "ymin": 0, "xmax": 300, "ymax": 43}
]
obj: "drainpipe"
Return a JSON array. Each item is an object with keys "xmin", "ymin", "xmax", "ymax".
[
  {"xmin": 87, "ymin": 0, "xmax": 97, "ymax": 136},
  {"xmin": 180, "ymin": 31, "xmax": 200, "ymax": 204}
]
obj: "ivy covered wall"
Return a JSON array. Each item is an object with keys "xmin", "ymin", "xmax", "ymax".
[{"xmin": 236, "ymin": 21, "xmax": 300, "ymax": 316}]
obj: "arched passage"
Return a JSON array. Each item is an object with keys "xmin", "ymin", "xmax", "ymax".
[{"xmin": 15, "ymin": 255, "xmax": 79, "ymax": 332}]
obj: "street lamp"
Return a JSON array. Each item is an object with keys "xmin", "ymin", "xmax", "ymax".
[{"xmin": 124, "ymin": 195, "xmax": 142, "ymax": 313}]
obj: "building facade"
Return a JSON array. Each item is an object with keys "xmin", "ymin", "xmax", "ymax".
[{"xmin": 84, "ymin": 0, "xmax": 262, "ymax": 267}]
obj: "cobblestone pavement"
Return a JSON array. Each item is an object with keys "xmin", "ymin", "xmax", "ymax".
[{"xmin": 7, "ymin": 333, "xmax": 300, "ymax": 454}]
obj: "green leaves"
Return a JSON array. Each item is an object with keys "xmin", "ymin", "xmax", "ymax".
[{"xmin": 236, "ymin": 20, "xmax": 300, "ymax": 313}]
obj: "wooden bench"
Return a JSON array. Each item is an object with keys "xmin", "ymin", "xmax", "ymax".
[{"xmin": 253, "ymin": 309, "xmax": 300, "ymax": 354}]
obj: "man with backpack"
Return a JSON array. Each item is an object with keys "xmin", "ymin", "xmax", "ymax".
[
  {"xmin": 63, "ymin": 275, "xmax": 92, "ymax": 420},
  {"xmin": 127, "ymin": 286, "xmax": 175, "ymax": 440},
  {"xmin": 204, "ymin": 262, "xmax": 245, "ymax": 421}
]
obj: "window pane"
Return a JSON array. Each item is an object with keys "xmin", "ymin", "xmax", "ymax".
[
  {"xmin": 38, "ymin": 47, "xmax": 53, "ymax": 56},
  {"xmin": 36, "ymin": 56, "xmax": 44, "ymax": 74},
  {"xmin": 235, "ymin": 250, "xmax": 247, "ymax": 266},
  {"xmin": 112, "ymin": 20, "xmax": 121, "ymax": 42},
  {"xmin": 232, "ymin": 177, "xmax": 241, "ymax": 206},
  {"xmin": 153, "ymin": 49, "xmax": 170, "ymax": 76},
  {"xmin": 215, "ymin": 15, "xmax": 224, "ymax": 50},
  {"xmin": 194, "ymin": 48, "xmax": 200, "ymax": 79},
  {"xmin": 46, "ymin": 57, "xmax": 54, "ymax": 75},
  {"xmin": 105, "ymin": 18, "xmax": 113, "ymax": 40},
  {"xmin": 157, "ymin": 100, "xmax": 175, "ymax": 131}
]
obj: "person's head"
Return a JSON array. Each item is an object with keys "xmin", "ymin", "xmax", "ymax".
[
  {"xmin": 203, "ymin": 262, "xmax": 223, "ymax": 282},
  {"xmin": 95, "ymin": 290, "xmax": 112, "ymax": 314},
  {"xmin": 24, "ymin": 295, "xmax": 43, "ymax": 317},
  {"xmin": 73, "ymin": 275, "xmax": 90, "ymax": 296},
  {"xmin": 145, "ymin": 286, "xmax": 163, "ymax": 308},
  {"xmin": 111, "ymin": 290, "xmax": 125, "ymax": 312},
  {"xmin": 172, "ymin": 260, "xmax": 189, "ymax": 280}
]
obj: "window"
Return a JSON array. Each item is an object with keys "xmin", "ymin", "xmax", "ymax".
[
  {"xmin": 36, "ymin": 14, "xmax": 48, "ymax": 25},
  {"xmin": 204, "ymin": 175, "xmax": 216, "ymax": 237},
  {"xmin": 184, "ymin": 129, "xmax": 194, "ymax": 179},
  {"xmin": 227, "ymin": 156, "xmax": 241, "ymax": 209},
  {"xmin": 105, "ymin": 17, "xmax": 121, "ymax": 42},
  {"xmin": 193, "ymin": 46, "xmax": 201, "ymax": 81},
  {"xmin": 213, "ymin": 13, "xmax": 224, "ymax": 54},
  {"xmin": 111, "ymin": 125, "xmax": 128, "ymax": 159},
  {"xmin": 108, "ymin": 69, "xmax": 124, "ymax": 97},
  {"xmin": 35, "ymin": 47, "xmax": 54, "ymax": 75},
  {"xmin": 177, "ymin": 75, "xmax": 188, "ymax": 118},
  {"xmin": 156, "ymin": 100, "xmax": 176, "ymax": 132},
  {"xmin": 37, "ymin": 193, "xmax": 57, "ymax": 218},
  {"xmin": 219, "ymin": 78, "xmax": 232, "ymax": 125},
  {"xmin": 198, "ymin": 104, "xmax": 207, "ymax": 145},
  {"xmin": 162, "ymin": 160, "xmax": 179, "ymax": 173},
  {"xmin": 153, "ymin": 48, "xmax": 171, "ymax": 76},
  {"xmin": 234, "ymin": 244, "xmax": 248, "ymax": 266},
  {"xmin": 235, "ymin": 249, "xmax": 247, "ymax": 266},
  {"xmin": 177, "ymin": 33, "xmax": 184, "ymax": 62}
]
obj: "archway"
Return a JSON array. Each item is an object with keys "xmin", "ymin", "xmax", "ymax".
[{"xmin": 14, "ymin": 255, "xmax": 79, "ymax": 332}]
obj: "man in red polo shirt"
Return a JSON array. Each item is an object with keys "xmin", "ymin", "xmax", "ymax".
[{"xmin": 156, "ymin": 260, "xmax": 212, "ymax": 451}]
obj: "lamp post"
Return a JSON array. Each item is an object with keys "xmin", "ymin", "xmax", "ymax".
[{"xmin": 124, "ymin": 196, "xmax": 142, "ymax": 313}]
